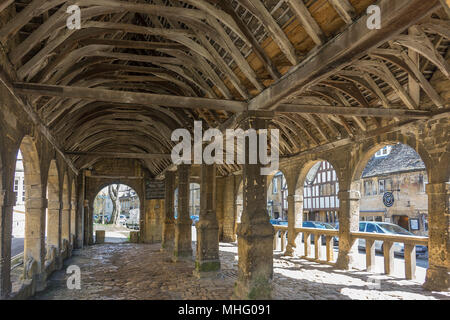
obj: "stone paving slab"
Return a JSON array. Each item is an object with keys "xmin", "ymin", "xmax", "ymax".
[{"xmin": 31, "ymin": 242, "xmax": 450, "ymax": 300}]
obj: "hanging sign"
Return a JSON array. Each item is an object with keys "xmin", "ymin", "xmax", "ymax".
[{"xmin": 383, "ymin": 192, "xmax": 394, "ymax": 207}]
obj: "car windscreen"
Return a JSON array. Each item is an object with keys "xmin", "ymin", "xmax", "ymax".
[{"xmin": 378, "ymin": 223, "xmax": 412, "ymax": 235}]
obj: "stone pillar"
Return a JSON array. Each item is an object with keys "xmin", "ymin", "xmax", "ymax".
[
  {"xmin": 70, "ymin": 201, "xmax": 76, "ymax": 245},
  {"xmin": 195, "ymin": 164, "xmax": 220, "ymax": 277},
  {"xmin": 24, "ymin": 195, "xmax": 47, "ymax": 278},
  {"xmin": 222, "ymin": 176, "xmax": 236, "ymax": 242},
  {"xmin": 173, "ymin": 164, "xmax": 193, "ymax": 261},
  {"xmin": 161, "ymin": 171, "xmax": 175, "ymax": 251},
  {"xmin": 0, "ymin": 190, "xmax": 15, "ymax": 298},
  {"xmin": 423, "ymin": 182, "xmax": 449, "ymax": 291},
  {"xmin": 83, "ymin": 200, "xmax": 89, "ymax": 247},
  {"xmin": 88, "ymin": 204, "xmax": 94, "ymax": 245},
  {"xmin": 335, "ymin": 190, "xmax": 360, "ymax": 270},
  {"xmin": 47, "ymin": 198, "xmax": 61, "ymax": 254},
  {"xmin": 285, "ymin": 194, "xmax": 303, "ymax": 256},
  {"xmin": 61, "ymin": 206, "xmax": 70, "ymax": 245},
  {"xmin": 234, "ymin": 115, "xmax": 274, "ymax": 300},
  {"xmin": 145, "ymin": 199, "xmax": 163, "ymax": 243}
]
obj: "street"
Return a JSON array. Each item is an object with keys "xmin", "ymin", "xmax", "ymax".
[{"xmin": 11, "ymin": 237, "xmax": 24, "ymax": 257}]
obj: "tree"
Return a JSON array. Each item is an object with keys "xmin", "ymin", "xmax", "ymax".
[{"xmin": 108, "ymin": 184, "xmax": 121, "ymax": 225}]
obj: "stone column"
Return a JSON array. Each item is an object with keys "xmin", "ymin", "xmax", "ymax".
[
  {"xmin": 88, "ymin": 203, "xmax": 94, "ymax": 245},
  {"xmin": 234, "ymin": 115, "xmax": 274, "ymax": 300},
  {"xmin": 285, "ymin": 194, "xmax": 303, "ymax": 256},
  {"xmin": 61, "ymin": 205, "xmax": 70, "ymax": 250},
  {"xmin": 335, "ymin": 190, "xmax": 360, "ymax": 270},
  {"xmin": 195, "ymin": 164, "xmax": 220, "ymax": 277},
  {"xmin": 0, "ymin": 190, "xmax": 15, "ymax": 298},
  {"xmin": 222, "ymin": 176, "xmax": 236, "ymax": 242},
  {"xmin": 161, "ymin": 171, "xmax": 175, "ymax": 251},
  {"xmin": 173, "ymin": 164, "xmax": 193, "ymax": 261},
  {"xmin": 83, "ymin": 200, "xmax": 89, "ymax": 247},
  {"xmin": 423, "ymin": 182, "xmax": 449, "ymax": 291},
  {"xmin": 24, "ymin": 195, "xmax": 47, "ymax": 278},
  {"xmin": 75, "ymin": 200, "xmax": 84, "ymax": 249},
  {"xmin": 47, "ymin": 198, "xmax": 61, "ymax": 255}
]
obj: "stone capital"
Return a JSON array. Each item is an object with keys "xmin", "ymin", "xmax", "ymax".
[
  {"xmin": 426, "ymin": 182, "xmax": 450, "ymax": 195},
  {"xmin": 25, "ymin": 197, "xmax": 48, "ymax": 210},
  {"xmin": 0, "ymin": 190, "xmax": 16, "ymax": 207},
  {"xmin": 338, "ymin": 190, "xmax": 361, "ymax": 201},
  {"xmin": 47, "ymin": 199, "xmax": 60, "ymax": 210}
]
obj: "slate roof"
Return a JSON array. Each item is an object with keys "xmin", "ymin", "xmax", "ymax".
[{"xmin": 362, "ymin": 144, "xmax": 426, "ymax": 178}]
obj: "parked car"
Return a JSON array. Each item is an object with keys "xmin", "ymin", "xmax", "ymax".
[
  {"xmin": 118, "ymin": 214, "xmax": 127, "ymax": 226},
  {"xmin": 126, "ymin": 209, "xmax": 140, "ymax": 230},
  {"xmin": 358, "ymin": 221, "xmax": 428, "ymax": 257},
  {"xmin": 301, "ymin": 221, "xmax": 338, "ymax": 245},
  {"xmin": 191, "ymin": 215, "xmax": 199, "ymax": 226}
]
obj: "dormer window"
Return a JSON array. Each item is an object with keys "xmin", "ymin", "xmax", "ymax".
[{"xmin": 375, "ymin": 146, "xmax": 392, "ymax": 157}]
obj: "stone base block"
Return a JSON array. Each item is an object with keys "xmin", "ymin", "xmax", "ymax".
[
  {"xmin": 423, "ymin": 266, "xmax": 449, "ymax": 291},
  {"xmin": 194, "ymin": 260, "xmax": 220, "ymax": 278},
  {"xmin": 95, "ymin": 230, "xmax": 105, "ymax": 244},
  {"xmin": 172, "ymin": 250, "xmax": 193, "ymax": 262}
]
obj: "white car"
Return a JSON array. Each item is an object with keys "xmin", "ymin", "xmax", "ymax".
[
  {"xmin": 119, "ymin": 215, "xmax": 127, "ymax": 225},
  {"xmin": 358, "ymin": 222, "xmax": 428, "ymax": 257}
]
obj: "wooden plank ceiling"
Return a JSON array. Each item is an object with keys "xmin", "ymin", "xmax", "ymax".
[{"xmin": 0, "ymin": 0, "xmax": 448, "ymax": 177}]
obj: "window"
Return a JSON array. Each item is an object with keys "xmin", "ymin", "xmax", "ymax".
[
  {"xmin": 385, "ymin": 178, "xmax": 393, "ymax": 191},
  {"xmin": 14, "ymin": 179, "xmax": 19, "ymax": 192},
  {"xmin": 375, "ymin": 146, "xmax": 392, "ymax": 157},
  {"xmin": 418, "ymin": 174, "xmax": 426, "ymax": 193},
  {"xmin": 272, "ymin": 177, "xmax": 278, "ymax": 194},
  {"xmin": 379, "ymin": 179, "xmax": 385, "ymax": 193},
  {"xmin": 366, "ymin": 223, "xmax": 377, "ymax": 233},
  {"xmin": 359, "ymin": 223, "xmax": 366, "ymax": 232},
  {"xmin": 364, "ymin": 180, "xmax": 373, "ymax": 196}
]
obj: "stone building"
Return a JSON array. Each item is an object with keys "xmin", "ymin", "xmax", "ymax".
[
  {"xmin": 0, "ymin": 0, "xmax": 448, "ymax": 300},
  {"xmin": 302, "ymin": 161, "xmax": 340, "ymax": 224},
  {"xmin": 359, "ymin": 143, "xmax": 429, "ymax": 236},
  {"xmin": 267, "ymin": 172, "xmax": 288, "ymax": 220},
  {"xmin": 119, "ymin": 186, "xmax": 140, "ymax": 217}
]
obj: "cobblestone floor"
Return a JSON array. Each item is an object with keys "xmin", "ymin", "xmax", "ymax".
[{"xmin": 32, "ymin": 242, "xmax": 450, "ymax": 300}]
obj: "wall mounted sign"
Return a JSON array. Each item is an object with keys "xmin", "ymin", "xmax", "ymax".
[
  {"xmin": 145, "ymin": 179, "xmax": 165, "ymax": 200},
  {"xmin": 383, "ymin": 192, "xmax": 394, "ymax": 207},
  {"xmin": 410, "ymin": 218, "xmax": 420, "ymax": 231}
]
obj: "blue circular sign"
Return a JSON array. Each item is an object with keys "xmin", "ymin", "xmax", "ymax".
[{"xmin": 383, "ymin": 192, "xmax": 394, "ymax": 207}]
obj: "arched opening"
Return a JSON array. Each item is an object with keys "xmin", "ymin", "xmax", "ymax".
[
  {"xmin": 354, "ymin": 143, "xmax": 430, "ymax": 281},
  {"xmin": 61, "ymin": 172, "xmax": 70, "ymax": 248},
  {"xmin": 267, "ymin": 171, "xmax": 288, "ymax": 222},
  {"xmin": 294, "ymin": 160, "xmax": 340, "ymax": 259},
  {"xmin": 302, "ymin": 162, "xmax": 339, "ymax": 225},
  {"xmin": 11, "ymin": 150, "xmax": 25, "ymax": 260},
  {"xmin": 11, "ymin": 136, "xmax": 44, "ymax": 286},
  {"xmin": 235, "ymin": 180, "xmax": 243, "ymax": 226},
  {"xmin": 93, "ymin": 184, "xmax": 140, "ymax": 243}
]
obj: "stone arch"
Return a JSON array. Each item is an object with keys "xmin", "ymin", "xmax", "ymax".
[
  {"xmin": 351, "ymin": 136, "xmax": 433, "ymax": 185},
  {"xmin": 295, "ymin": 158, "xmax": 341, "ymax": 224},
  {"xmin": 92, "ymin": 183, "xmax": 141, "ymax": 222},
  {"xmin": 46, "ymin": 159, "xmax": 61, "ymax": 253},
  {"xmin": 18, "ymin": 135, "xmax": 45, "ymax": 276}
]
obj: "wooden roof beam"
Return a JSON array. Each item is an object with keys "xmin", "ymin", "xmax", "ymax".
[
  {"xmin": 248, "ymin": 0, "xmax": 441, "ymax": 111},
  {"xmin": 13, "ymin": 82, "xmax": 247, "ymax": 112}
]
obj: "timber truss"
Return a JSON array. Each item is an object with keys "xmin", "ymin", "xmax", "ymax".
[{"xmin": 0, "ymin": 0, "xmax": 449, "ymax": 177}]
